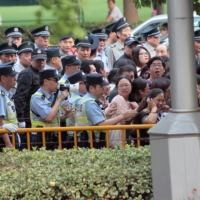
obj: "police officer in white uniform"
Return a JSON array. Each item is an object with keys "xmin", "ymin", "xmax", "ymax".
[
  {"xmin": 0, "ymin": 62, "xmax": 19, "ymax": 150},
  {"xmin": 106, "ymin": 17, "xmax": 131, "ymax": 70},
  {"xmin": 143, "ymin": 26, "xmax": 162, "ymax": 58}
]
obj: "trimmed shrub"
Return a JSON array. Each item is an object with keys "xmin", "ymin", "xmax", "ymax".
[{"xmin": 0, "ymin": 146, "xmax": 153, "ymax": 200}]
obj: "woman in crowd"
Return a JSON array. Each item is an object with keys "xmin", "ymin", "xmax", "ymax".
[
  {"xmin": 107, "ymin": 76, "xmax": 138, "ymax": 148},
  {"xmin": 146, "ymin": 56, "xmax": 166, "ymax": 86},
  {"xmin": 130, "ymin": 78, "xmax": 150, "ymax": 104},
  {"xmin": 134, "ymin": 88, "xmax": 165, "ymax": 146},
  {"xmin": 132, "ymin": 46, "xmax": 151, "ymax": 76}
]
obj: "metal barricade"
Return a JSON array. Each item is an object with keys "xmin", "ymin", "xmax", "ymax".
[{"xmin": 0, "ymin": 125, "xmax": 154, "ymax": 150}]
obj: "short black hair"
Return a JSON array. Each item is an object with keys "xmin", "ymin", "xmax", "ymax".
[
  {"xmin": 80, "ymin": 60, "xmax": 94, "ymax": 74},
  {"xmin": 107, "ymin": 0, "xmax": 115, "ymax": 3},
  {"xmin": 93, "ymin": 60, "xmax": 104, "ymax": 73},
  {"xmin": 147, "ymin": 56, "xmax": 166, "ymax": 69}
]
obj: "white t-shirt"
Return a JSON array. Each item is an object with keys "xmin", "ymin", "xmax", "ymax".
[{"xmin": 109, "ymin": 6, "xmax": 123, "ymax": 22}]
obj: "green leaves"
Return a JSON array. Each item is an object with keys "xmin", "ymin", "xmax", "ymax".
[{"xmin": 0, "ymin": 146, "xmax": 153, "ymax": 199}]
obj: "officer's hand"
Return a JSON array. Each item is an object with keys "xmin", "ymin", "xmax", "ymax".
[
  {"xmin": 64, "ymin": 108, "xmax": 74, "ymax": 118},
  {"xmin": 3, "ymin": 124, "xmax": 18, "ymax": 132},
  {"xmin": 123, "ymin": 110, "xmax": 138, "ymax": 120},
  {"xmin": 104, "ymin": 102, "xmax": 117, "ymax": 117},
  {"xmin": 6, "ymin": 144, "xmax": 13, "ymax": 148},
  {"xmin": 18, "ymin": 122, "xmax": 26, "ymax": 128},
  {"xmin": 59, "ymin": 90, "xmax": 68, "ymax": 101}
]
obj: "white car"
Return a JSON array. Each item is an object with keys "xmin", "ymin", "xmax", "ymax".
[{"xmin": 132, "ymin": 13, "xmax": 200, "ymax": 43}]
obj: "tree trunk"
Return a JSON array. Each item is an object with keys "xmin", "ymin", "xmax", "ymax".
[
  {"xmin": 123, "ymin": 0, "xmax": 138, "ymax": 23},
  {"xmin": 157, "ymin": 3, "xmax": 164, "ymax": 15}
]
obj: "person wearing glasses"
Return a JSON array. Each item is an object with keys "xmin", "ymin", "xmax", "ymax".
[
  {"xmin": 30, "ymin": 69, "xmax": 71, "ymax": 150},
  {"xmin": 107, "ymin": 75, "xmax": 138, "ymax": 148},
  {"xmin": 132, "ymin": 46, "xmax": 151, "ymax": 76},
  {"xmin": 143, "ymin": 26, "xmax": 162, "ymax": 58},
  {"xmin": 146, "ymin": 56, "xmax": 166, "ymax": 86}
]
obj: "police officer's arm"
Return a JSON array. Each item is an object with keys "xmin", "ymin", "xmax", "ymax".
[
  {"xmin": 97, "ymin": 109, "xmax": 137, "ymax": 126},
  {"xmin": 0, "ymin": 116, "xmax": 12, "ymax": 148},
  {"xmin": 14, "ymin": 70, "xmax": 32, "ymax": 122},
  {"xmin": 106, "ymin": 46, "xmax": 115, "ymax": 71},
  {"xmin": 32, "ymin": 91, "xmax": 68, "ymax": 123}
]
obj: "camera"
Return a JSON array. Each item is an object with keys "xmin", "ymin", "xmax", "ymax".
[{"xmin": 58, "ymin": 84, "xmax": 70, "ymax": 92}]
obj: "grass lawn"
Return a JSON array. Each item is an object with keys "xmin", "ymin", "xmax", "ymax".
[{"xmin": 0, "ymin": 0, "xmax": 167, "ymax": 26}]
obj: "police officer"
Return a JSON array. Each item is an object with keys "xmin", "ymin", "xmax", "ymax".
[
  {"xmin": 45, "ymin": 48, "xmax": 62, "ymax": 74},
  {"xmin": 30, "ymin": 69, "xmax": 69, "ymax": 149},
  {"xmin": 113, "ymin": 36, "xmax": 140, "ymax": 68},
  {"xmin": 59, "ymin": 55, "xmax": 81, "ymax": 84},
  {"xmin": 92, "ymin": 28, "xmax": 110, "ymax": 73},
  {"xmin": 75, "ymin": 35, "xmax": 99, "ymax": 61},
  {"xmin": 0, "ymin": 62, "xmax": 19, "ymax": 150},
  {"xmin": 31, "ymin": 25, "xmax": 50, "ymax": 49},
  {"xmin": 58, "ymin": 34, "xmax": 77, "ymax": 56},
  {"xmin": 0, "ymin": 42, "xmax": 17, "ymax": 64},
  {"xmin": 104, "ymin": 22, "xmax": 117, "ymax": 48},
  {"xmin": 63, "ymin": 70, "xmax": 87, "ymax": 148},
  {"xmin": 194, "ymin": 29, "xmax": 200, "ymax": 65},
  {"xmin": 15, "ymin": 41, "xmax": 35, "ymax": 73},
  {"xmin": 143, "ymin": 26, "xmax": 162, "ymax": 58},
  {"xmin": 14, "ymin": 48, "xmax": 47, "ymax": 131},
  {"xmin": 106, "ymin": 17, "xmax": 131, "ymax": 70},
  {"xmin": 5, "ymin": 26, "xmax": 24, "ymax": 47},
  {"xmin": 75, "ymin": 73, "xmax": 137, "ymax": 148}
]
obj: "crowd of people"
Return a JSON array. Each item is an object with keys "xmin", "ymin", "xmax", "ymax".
[{"xmin": 0, "ymin": 10, "xmax": 199, "ymax": 150}]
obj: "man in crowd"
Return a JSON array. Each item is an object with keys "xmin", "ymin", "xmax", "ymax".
[
  {"xmin": 15, "ymin": 41, "xmax": 35, "ymax": 73},
  {"xmin": 58, "ymin": 35, "xmax": 77, "ymax": 56},
  {"xmin": 81, "ymin": 60, "xmax": 97, "ymax": 74},
  {"xmin": 107, "ymin": 17, "xmax": 131, "ymax": 70},
  {"xmin": 143, "ymin": 26, "xmax": 162, "ymax": 57},
  {"xmin": 45, "ymin": 48, "xmax": 62, "ymax": 74},
  {"xmin": 14, "ymin": 48, "xmax": 47, "ymax": 132},
  {"xmin": 0, "ymin": 42, "xmax": 17, "ymax": 64},
  {"xmin": 106, "ymin": 0, "xmax": 123, "ymax": 22},
  {"xmin": 31, "ymin": 25, "xmax": 50, "ymax": 49},
  {"xmin": 30, "ymin": 69, "xmax": 70, "ymax": 149},
  {"xmin": 5, "ymin": 26, "xmax": 24, "ymax": 47},
  {"xmin": 92, "ymin": 28, "xmax": 110, "ymax": 73},
  {"xmin": 156, "ymin": 44, "xmax": 169, "ymax": 57},
  {"xmin": 113, "ymin": 36, "xmax": 140, "ymax": 68},
  {"xmin": 59, "ymin": 55, "xmax": 81, "ymax": 84},
  {"xmin": 0, "ymin": 62, "xmax": 19, "ymax": 150}
]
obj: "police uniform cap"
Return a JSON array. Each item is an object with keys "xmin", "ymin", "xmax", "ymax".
[
  {"xmin": 60, "ymin": 34, "xmax": 73, "ymax": 41},
  {"xmin": 31, "ymin": 25, "xmax": 50, "ymax": 37},
  {"xmin": 17, "ymin": 41, "xmax": 35, "ymax": 55},
  {"xmin": 86, "ymin": 73, "xmax": 109, "ymax": 86},
  {"xmin": 45, "ymin": 48, "xmax": 61, "ymax": 59},
  {"xmin": 5, "ymin": 26, "xmax": 24, "ymax": 38},
  {"xmin": 87, "ymin": 34, "xmax": 99, "ymax": 50},
  {"xmin": 194, "ymin": 29, "xmax": 200, "ymax": 41},
  {"xmin": 75, "ymin": 36, "xmax": 91, "ymax": 48},
  {"xmin": 112, "ymin": 17, "xmax": 130, "ymax": 32},
  {"xmin": 91, "ymin": 28, "xmax": 110, "ymax": 40},
  {"xmin": 0, "ymin": 42, "xmax": 17, "ymax": 54},
  {"xmin": 142, "ymin": 26, "xmax": 162, "ymax": 38},
  {"xmin": 32, "ymin": 48, "xmax": 47, "ymax": 60},
  {"xmin": 39, "ymin": 69, "xmax": 59, "ymax": 81},
  {"xmin": 105, "ymin": 22, "xmax": 117, "ymax": 32},
  {"xmin": 124, "ymin": 37, "xmax": 140, "ymax": 46},
  {"xmin": 0, "ymin": 62, "xmax": 18, "ymax": 76},
  {"xmin": 68, "ymin": 70, "xmax": 86, "ymax": 84},
  {"xmin": 61, "ymin": 55, "xmax": 81, "ymax": 67}
]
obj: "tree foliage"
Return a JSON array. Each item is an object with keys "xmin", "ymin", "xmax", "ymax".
[{"xmin": 37, "ymin": 0, "xmax": 86, "ymax": 41}]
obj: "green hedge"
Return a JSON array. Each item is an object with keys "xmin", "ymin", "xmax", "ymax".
[
  {"xmin": 0, "ymin": 22, "xmax": 141, "ymax": 44},
  {"xmin": 0, "ymin": 146, "xmax": 153, "ymax": 200}
]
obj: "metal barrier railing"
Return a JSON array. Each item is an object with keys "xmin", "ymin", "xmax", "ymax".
[{"xmin": 0, "ymin": 125, "xmax": 154, "ymax": 150}]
